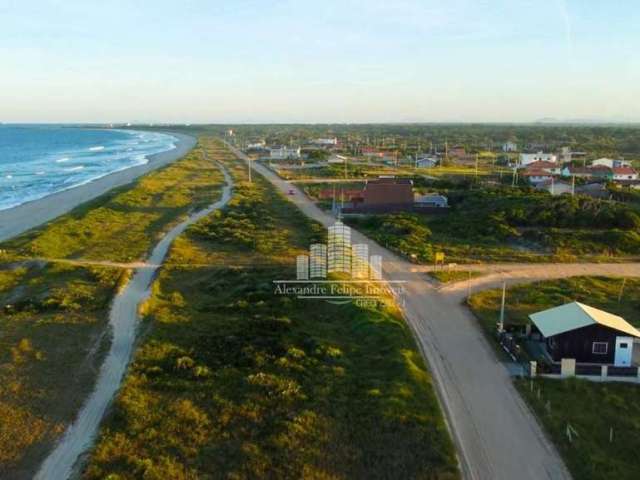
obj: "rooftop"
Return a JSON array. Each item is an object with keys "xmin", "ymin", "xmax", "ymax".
[{"xmin": 529, "ymin": 302, "xmax": 640, "ymax": 338}]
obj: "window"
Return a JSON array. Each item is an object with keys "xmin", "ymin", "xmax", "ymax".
[
  {"xmin": 620, "ymin": 343, "xmax": 628, "ymax": 349},
  {"xmin": 592, "ymin": 342, "xmax": 608, "ymax": 354}
]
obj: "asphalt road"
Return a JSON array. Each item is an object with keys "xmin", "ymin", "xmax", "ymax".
[{"xmin": 228, "ymin": 145, "xmax": 580, "ymax": 480}]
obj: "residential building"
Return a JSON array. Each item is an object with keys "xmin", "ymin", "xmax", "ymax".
[
  {"xmin": 361, "ymin": 147, "xmax": 385, "ymax": 158},
  {"xmin": 612, "ymin": 166, "xmax": 638, "ymax": 181},
  {"xmin": 535, "ymin": 180, "xmax": 573, "ymax": 196},
  {"xmin": 361, "ymin": 178, "xmax": 414, "ymax": 207},
  {"xmin": 561, "ymin": 165, "xmax": 612, "ymax": 180},
  {"xmin": 519, "ymin": 151, "xmax": 558, "ymax": 166},
  {"xmin": 521, "ymin": 161, "xmax": 561, "ymax": 184},
  {"xmin": 269, "ymin": 145, "xmax": 301, "ymax": 160},
  {"xmin": 312, "ymin": 137, "xmax": 338, "ymax": 146},
  {"xmin": 529, "ymin": 302, "xmax": 640, "ymax": 366},
  {"xmin": 415, "ymin": 155, "xmax": 439, "ymax": 168},
  {"xmin": 415, "ymin": 194, "xmax": 448, "ymax": 208},
  {"xmin": 502, "ymin": 141, "xmax": 518, "ymax": 152},
  {"xmin": 591, "ymin": 158, "xmax": 632, "ymax": 169},
  {"xmin": 448, "ymin": 145, "xmax": 466, "ymax": 158}
]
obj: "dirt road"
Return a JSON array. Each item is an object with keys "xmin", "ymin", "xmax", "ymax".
[
  {"xmin": 228, "ymin": 144, "xmax": 577, "ymax": 480},
  {"xmin": 34, "ymin": 162, "xmax": 233, "ymax": 480}
]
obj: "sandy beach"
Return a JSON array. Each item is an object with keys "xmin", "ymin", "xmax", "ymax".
[{"xmin": 0, "ymin": 131, "xmax": 196, "ymax": 243}]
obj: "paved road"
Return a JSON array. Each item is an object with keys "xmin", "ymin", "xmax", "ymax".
[
  {"xmin": 229, "ymin": 144, "xmax": 574, "ymax": 480},
  {"xmin": 35, "ymin": 161, "xmax": 234, "ymax": 480}
]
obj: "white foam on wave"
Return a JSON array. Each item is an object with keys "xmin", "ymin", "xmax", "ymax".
[
  {"xmin": 89, "ymin": 146, "xmax": 105, "ymax": 151},
  {"xmin": 65, "ymin": 166, "xmax": 85, "ymax": 172},
  {"xmin": 35, "ymin": 171, "xmax": 46, "ymax": 175},
  {"xmin": 5, "ymin": 175, "xmax": 13, "ymax": 179},
  {"xmin": 56, "ymin": 157, "xmax": 71, "ymax": 163}
]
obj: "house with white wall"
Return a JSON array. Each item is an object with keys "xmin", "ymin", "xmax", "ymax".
[
  {"xmin": 519, "ymin": 151, "xmax": 557, "ymax": 166},
  {"xmin": 269, "ymin": 146, "xmax": 301, "ymax": 160}
]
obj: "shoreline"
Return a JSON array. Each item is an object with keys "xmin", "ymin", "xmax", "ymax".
[{"xmin": 0, "ymin": 131, "xmax": 196, "ymax": 243}]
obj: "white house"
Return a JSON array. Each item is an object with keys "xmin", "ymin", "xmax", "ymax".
[
  {"xmin": 416, "ymin": 155, "xmax": 439, "ymax": 168},
  {"xmin": 535, "ymin": 180, "xmax": 573, "ymax": 196},
  {"xmin": 312, "ymin": 137, "xmax": 338, "ymax": 146},
  {"xmin": 269, "ymin": 146, "xmax": 301, "ymax": 160},
  {"xmin": 502, "ymin": 141, "xmax": 518, "ymax": 152},
  {"xmin": 415, "ymin": 194, "xmax": 448, "ymax": 208},
  {"xmin": 592, "ymin": 158, "xmax": 632, "ymax": 169},
  {"xmin": 519, "ymin": 151, "xmax": 557, "ymax": 166},
  {"xmin": 612, "ymin": 166, "xmax": 639, "ymax": 181},
  {"xmin": 246, "ymin": 141, "xmax": 266, "ymax": 150}
]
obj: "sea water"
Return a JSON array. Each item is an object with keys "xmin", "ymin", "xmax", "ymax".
[{"xmin": 0, "ymin": 125, "xmax": 178, "ymax": 210}]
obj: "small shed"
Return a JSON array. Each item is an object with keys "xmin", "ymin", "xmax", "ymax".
[{"xmin": 529, "ymin": 302, "xmax": 640, "ymax": 366}]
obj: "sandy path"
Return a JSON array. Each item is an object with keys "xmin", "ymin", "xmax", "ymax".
[
  {"xmin": 0, "ymin": 131, "xmax": 196, "ymax": 243},
  {"xmin": 227, "ymin": 144, "xmax": 572, "ymax": 480},
  {"xmin": 34, "ymin": 161, "xmax": 233, "ymax": 480}
]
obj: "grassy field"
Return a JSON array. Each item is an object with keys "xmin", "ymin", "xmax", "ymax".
[
  {"xmin": 468, "ymin": 277, "xmax": 640, "ymax": 480},
  {"xmin": 0, "ymin": 141, "xmax": 227, "ymax": 478},
  {"xmin": 347, "ymin": 186, "xmax": 640, "ymax": 264},
  {"xmin": 428, "ymin": 270, "xmax": 484, "ymax": 284},
  {"xmin": 82, "ymin": 139, "xmax": 459, "ymax": 480},
  {"xmin": 468, "ymin": 276, "xmax": 639, "ymax": 333}
]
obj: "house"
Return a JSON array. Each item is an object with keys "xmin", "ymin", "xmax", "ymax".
[
  {"xmin": 312, "ymin": 137, "xmax": 338, "ymax": 146},
  {"xmin": 448, "ymin": 145, "xmax": 466, "ymax": 158},
  {"xmin": 502, "ymin": 142, "xmax": 518, "ymax": 152},
  {"xmin": 521, "ymin": 161, "xmax": 561, "ymax": 184},
  {"xmin": 246, "ymin": 141, "xmax": 267, "ymax": 151},
  {"xmin": 415, "ymin": 194, "xmax": 448, "ymax": 208},
  {"xmin": 519, "ymin": 151, "xmax": 558, "ymax": 166},
  {"xmin": 529, "ymin": 302, "xmax": 640, "ymax": 366},
  {"xmin": 416, "ymin": 155, "xmax": 439, "ymax": 168},
  {"xmin": 269, "ymin": 145, "xmax": 301, "ymax": 160},
  {"xmin": 362, "ymin": 178, "xmax": 413, "ymax": 206},
  {"xmin": 591, "ymin": 158, "xmax": 632, "ymax": 169},
  {"xmin": 612, "ymin": 166, "xmax": 639, "ymax": 181},
  {"xmin": 561, "ymin": 165, "xmax": 612, "ymax": 180},
  {"xmin": 361, "ymin": 147, "xmax": 387, "ymax": 158},
  {"xmin": 535, "ymin": 180, "xmax": 573, "ymax": 196}
]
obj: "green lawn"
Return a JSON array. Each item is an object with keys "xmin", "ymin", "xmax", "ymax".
[
  {"xmin": 468, "ymin": 277, "xmax": 640, "ymax": 480},
  {"xmin": 82, "ymin": 139, "xmax": 459, "ymax": 480}
]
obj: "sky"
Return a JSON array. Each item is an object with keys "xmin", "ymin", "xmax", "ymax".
[{"xmin": 1, "ymin": 0, "xmax": 639, "ymax": 123}]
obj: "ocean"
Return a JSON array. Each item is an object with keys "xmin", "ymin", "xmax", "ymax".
[{"xmin": 0, "ymin": 125, "xmax": 178, "ymax": 211}]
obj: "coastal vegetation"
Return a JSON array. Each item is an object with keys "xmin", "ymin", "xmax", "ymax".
[
  {"xmin": 82, "ymin": 139, "xmax": 459, "ymax": 479},
  {"xmin": 468, "ymin": 277, "xmax": 640, "ymax": 480},
  {"xmin": 0, "ymin": 142, "xmax": 226, "ymax": 478},
  {"xmin": 348, "ymin": 188, "xmax": 640, "ymax": 264}
]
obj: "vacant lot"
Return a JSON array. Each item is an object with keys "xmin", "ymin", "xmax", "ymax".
[
  {"xmin": 83, "ymin": 139, "xmax": 459, "ymax": 480},
  {"xmin": 348, "ymin": 188, "xmax": 640, "ymax": 264}
]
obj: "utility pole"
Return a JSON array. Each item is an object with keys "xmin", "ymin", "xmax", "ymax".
[
  {"xmin": 248, "ymin": 156, "xmax": 252, "ymax": 183},
  {"xmin": 498, "ymin": 281, "xmax": 507, "ymax": 333},
  {"xmin": 571, "ymin": 174, "xmax": 576, "ymax": 196},
  {"xmin": 475, "ymin": 154, "xmax": 479, "ymax": 181},
  {"xmin": 618, "ymin": 278, "xmax": 627, "ymax": 303}
]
